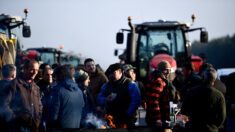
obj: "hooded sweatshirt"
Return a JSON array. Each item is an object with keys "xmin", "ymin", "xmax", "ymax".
[{"xmin": 51, "ymin": 79, "xmax": 84, "ymax": 128}]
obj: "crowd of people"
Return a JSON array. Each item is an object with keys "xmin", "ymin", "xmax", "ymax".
[{"xmin": 0, "ymin": 58, "xmax": 234, "ymax": 132}]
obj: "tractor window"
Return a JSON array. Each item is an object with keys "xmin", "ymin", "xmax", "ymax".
[
  {"xmin": 41, "ymin": 52, "xmax": 55, "ymax": 66},
  {"xmin": 138, "ymin": 34, "xmax": 149, "ymax": 78},
  {"xmin": 138, "ymin": 29, "xmax": 185, "ymax": 79},
  {"xmin": 139, "ymin": 29, "xmax": 184, "ymax": 59},
  {"xmin": 62, "ymin": 56, "xmax": 80, "ymax": 67},
  {"xmin": 175, "ymin": 30, "xmax": 184, "ymax": 52},
  {"xmin": 0, "ymin": 23, "xmax": 8, "ymax": 35}
]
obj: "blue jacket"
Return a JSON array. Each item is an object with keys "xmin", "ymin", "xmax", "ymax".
[{"xmin": 51, "ymin": 79, "xmax": 84, "ymax": 128}]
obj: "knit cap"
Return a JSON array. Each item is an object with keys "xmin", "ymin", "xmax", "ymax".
[{"xmin": 74, "ymin": 69, "xmax": 89, "ymax": 83}]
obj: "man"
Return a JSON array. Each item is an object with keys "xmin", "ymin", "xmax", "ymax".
[
  {"xmin": 5, "ymin": 59, "xmax": 43, "ymax": 132},
  {"xmin": 145, "ymin": 60, "xmax": 174, "ymax": 128},
  {"xmin": 84, "ymin": 58, "xmax": 108, "ymax": 105},
  {"xmin": 50, "ymin": 64, "xmax": 84, "ymax": 128},
  {"xmin": 37, "ymin": 68, "xmax": 53, "ymax": 98},
  {"xmin": 198, "ymin": 63, "xmax": 226, "ymax": 96},
  {"xmin": 97, "ymin": 63, "xmax": 141, "ymax": 128},
  {"xmin": 123, "ymin": 64, "xmax": 145, "ymax": 105},
  {"xmin": 181, "ymin": 62, "xmax": 202, "ymax": 101},
  {"xmin": 181, "ymin": 68, "xmax": 226, "ymax": 132},
  {"xmin": 225, "ymin": 72, "xmax": 235, "ymax": 132},
  {"xmin": 0, "ymin": 64, "xmax": 16, "ymax": 131},
  {"xmin": 34, "ymin": 63, "xmax": 51, "ymax": 83}
]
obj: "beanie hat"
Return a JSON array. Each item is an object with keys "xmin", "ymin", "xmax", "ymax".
[
  {"xmin": 157, "ymin": 60, "xmax": 171, "ymax": 72},
  {"xmin": 123, "ymin": 64, "xmax": 135, "ymax": 72},
  {"xmin": 74, "ymin": 69, "xmax": 89, "ymax": 83}
]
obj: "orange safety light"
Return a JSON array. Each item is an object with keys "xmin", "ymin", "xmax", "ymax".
[
  {"xmin": 59, "ymin": 45, "xmax": 64, "ymax": 50},
  {"xmin": 191, "ymin": 14, "xmax": 196, "ymax": 23},
  {"xmin": 128, "ymin": 16, "xmax": 132, "ymax": 21},
  {"xmin": 24, "ymin": 9, "xmax": 29, "ymax": 14},
  {"xmin": 191, "ymin": 14, "xmax": 196, "ymax": 19}
]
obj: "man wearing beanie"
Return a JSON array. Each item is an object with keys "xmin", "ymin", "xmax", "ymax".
[
  {"xmin": 97, "ymin": 63, "xmax": 141, "ymax": 128},
  {"xmin": 145, "ymin": 60, "xmax": 173, "ymax": 129}
]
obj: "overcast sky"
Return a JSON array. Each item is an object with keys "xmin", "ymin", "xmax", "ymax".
[{"xmin": 1, "ymin": 0, "xmax": 235, "ymax": 70}]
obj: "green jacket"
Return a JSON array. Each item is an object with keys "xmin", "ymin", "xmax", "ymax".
[{"xmin": 181, "ymin": 83, "xmax": 226, "ymax": 132}]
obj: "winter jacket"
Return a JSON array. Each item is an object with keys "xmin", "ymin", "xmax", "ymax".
[
  {"xmin": 6, "ymin": 76, "xmax": 43, "ymax": 132},
  {"xmin": 214, "ymin": 79, "xmax": 226, "ymax": 96},
  {"xmin": 145, "ymin": 70, "xmax": 171, "ymax": 126},
  {"xmin": 225, "ymin": 72, "xmax": 235, "ymax": 117},
  {"xmin": 97, "ymin": 76, "xmax": 141, "ymax": 127},
  {"xmin": 181, "ymin": 73, "xmax": 202, "ymax": 101},
  {"xmin": 36, "ymin": 79, "xmax": 54, "ymax": 125},
  {"xmin": 79, "ymin": 86, "xmax": 96, "ymax": 128},
  {"xmin": 0, "ymin": 80, "xmax": 12, "ymax": 131},
  {"xmin": 51, "ymin": 79, "xmax": 84, "ymax": 128},
  {"xmin": 88, "ymin": 68, "xmax": 108, "ymax": 104},
  {"xmin": 181, "ymin": 83, "xmax": 226, "ymax": 132}
]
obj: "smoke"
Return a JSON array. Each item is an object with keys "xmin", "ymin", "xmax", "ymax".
[{"xmin": 85, "ymin": 113, "xmax": 109, "ymax": 129}]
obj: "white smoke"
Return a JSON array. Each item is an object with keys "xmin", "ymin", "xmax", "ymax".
[{"xmin": 85, "ymin": 113, "xmax": 109, "ymax": 129}]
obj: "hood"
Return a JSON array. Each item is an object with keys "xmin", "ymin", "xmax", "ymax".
[{"xmin": 58, "ymin": 78, "xmax": 78, "ymax": 91}]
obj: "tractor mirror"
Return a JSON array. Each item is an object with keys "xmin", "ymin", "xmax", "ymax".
[
  {"xmin": 114, "ymin": 49, "xmax": 118, "ymax": 56},
  {"xmin": 116, "ymin": 32, "xmax": 124, "ymax": 44},
  {"xmin": 200, "ymin": 30, "xmax": 208, "ymax": 43},
  {"xmin": 167, "ymin": 33, "xmax": 172, "ymax": 40},
  {"xmin": 23, "ymin": 25, "xmax": 31, "ymax": 37}
]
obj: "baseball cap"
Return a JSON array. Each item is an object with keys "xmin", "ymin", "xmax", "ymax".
[{"xmin": 123, "ymin": 64, "xmax": 136, "ymax": 72}]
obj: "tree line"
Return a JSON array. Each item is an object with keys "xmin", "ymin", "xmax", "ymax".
[{"xmin": 191, "ymin": 34, "xmax": 235, "ymax": 69}]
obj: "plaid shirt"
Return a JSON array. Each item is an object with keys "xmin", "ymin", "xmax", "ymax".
[{"xmin": 145, "ymin": 71, "xmax": 170, "ymax": 124}]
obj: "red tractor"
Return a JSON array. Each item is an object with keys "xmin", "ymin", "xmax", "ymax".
[{"xmin": 115, "ymin": 15, "xmax": 207, "ymax": 83}]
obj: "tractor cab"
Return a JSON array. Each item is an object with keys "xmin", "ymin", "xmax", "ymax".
[{"xmin": 116, "ymin": 16, "xmax": 208, "ymax": 83}]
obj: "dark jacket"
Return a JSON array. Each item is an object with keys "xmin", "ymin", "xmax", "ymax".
[
  {"xmin": 97, "ymin": 76, "xmax": 141, "ymax": 127},
  {"xmin": 79, "ymin": 85, "xmax": 96, "ymax": 128},
  {"xmin": 181, "ymin": 73, "xmax": 202, "ymax": 101},
  {"xmin": 214, "ymin": 79, "xmax": 226, "ymax": 96},
  {"xmin": 51, "ymin": 79, "xmax": 84, "ymax": 128},
  {"xmin": 145, "ymin": 70, "xmax": 171, "ymax": 126},
  {"xmin": 37, "ymin": 79, "xmax": 53, "ymax": 98},
  {"xmin": 0, "ymin": 80, "xmax": 12, "ymax": 131},
  {"xmin": 88, "ymin": 68, "xmax": 108, "ymax": 104},
  {"xmin": 181, "ymin": 83, "xmax": 226, "ymax": 132},
  {"xmin": 225, "ymin": 72, "xmax": 235, "ymax": 117},
  {"xmin": 6, "ymin": 76, "xmax": 43, "ymax": 132},
  {"xmin": 36, "ymin": 79, "xmax": 53, "ymax": 125}
]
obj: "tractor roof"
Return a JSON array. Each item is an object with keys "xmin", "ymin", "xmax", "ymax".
[
  {"xmin": 136, "ymin": 20, "xmax": 190, "ymax": 29},
  {"xmin": 0, "ymin": 14, "xmax": 22, "ymax": 24}
]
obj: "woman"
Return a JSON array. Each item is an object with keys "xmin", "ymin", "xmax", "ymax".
[{"xmin": 74, "ymin": 69, "xmax": 96, "ymax": 128}]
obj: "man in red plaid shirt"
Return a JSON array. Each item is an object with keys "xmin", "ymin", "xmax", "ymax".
[{"xmin": 145, "ymin": 60, "xmax": 172, "ymax": 128}]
